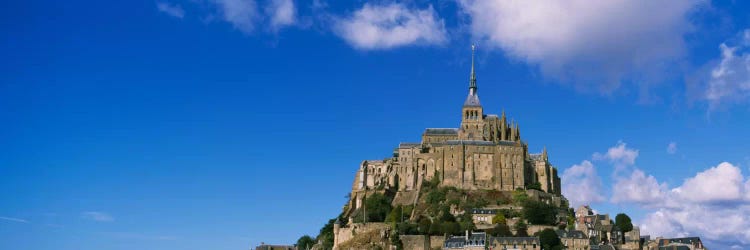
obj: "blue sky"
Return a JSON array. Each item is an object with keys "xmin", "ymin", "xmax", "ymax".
[{"xmin": 2, "ymin": 0, "xmax": 750, "ymax": 249}]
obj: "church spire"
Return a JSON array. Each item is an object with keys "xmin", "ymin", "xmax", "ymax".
[
  {"xmin": 469, "ymin": 44, "xmax": 477, "ymax": 94},
  {"xmin": 463, "ymin": 44, "xmax": 481, "ymax": 107}
]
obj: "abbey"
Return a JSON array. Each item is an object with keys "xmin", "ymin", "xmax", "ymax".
[{"xmin": 347, "ymin": 47, "xmax": 561, "ymax": 210}]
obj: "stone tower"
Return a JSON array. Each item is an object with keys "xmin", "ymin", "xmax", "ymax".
[{"xmin": 460, "ymin": 44, "xmax": 484, "ymax": 140}]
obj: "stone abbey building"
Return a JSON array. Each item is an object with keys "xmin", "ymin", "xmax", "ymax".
[{"xmin": 347, "ymin": 47, "xmax": 561, "ymax": 211}]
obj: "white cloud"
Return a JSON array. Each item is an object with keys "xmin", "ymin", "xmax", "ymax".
[
  {"xmin": 672, "ymin": 162, "xmax": 746, "ymax": 203},
  {"xmin": 265, "ymin": 0, "xmax": 296, "ymax": 31},
  {"xmin": 157, "ymin": 2, "xmax": 185, "ymax": 19},
  {"xmin": 0, "ymin": 216, "xmax": 28, "ymax": 223},
  {"xmin": 667, "ymin": 142, "xmax": 678, "ymax": 154},
  {"xmin": 561, "ymin": 160, "xmax": 605, "ymax": 208},
  {"xmin": 704, "ymin": 29, "xmax": 750, "ymax": 109},
  {"xmin": 624, "ymin": 162, "xmax": 750, "ymax": 247},
  {"xmin": 332, "ymin": 3, "xmax": 447, "ymax": 50},
  {"xmin": 82, "ymin": 212, "xmax": 114, "ymax": 222},
  {"xmin": 641, "ymin": 205, "xmax": 750, "ymax": 247},
  {"xmin": 457, "ymin": 0, "xmax": 702, "ymax": 94},
  {"xmin": 611, "ymin": 168, "xmax": 667, "ymax": 205},
  {"xmin": 593, "ymin": 141, "xmax": 639, "ymax": 171},
  {"xmin": 212, "ymin": 0, "xmax": 259, "ymax": 34}
]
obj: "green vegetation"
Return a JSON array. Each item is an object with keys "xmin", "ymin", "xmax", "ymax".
[
  {"xmin": 615, "ymin": 213, "xmax": 633, "ymax": 232},
  {"xmin": 296, "ymin": 235, "xmax": 315, "ymax": 250},
  {"xmin": 512, "ymin": 189, "xmax": 529, "ymax": 204},
  {"xmin": 566, "ymin": 215, "xmax": 575, "ymax": 231},
  {"xmin": 492, "ymin": 214, "xmax": 506, "ymax": 225},
  {"xmin": 385, "ymin": 205, "xmax": 411, "ymax": 223},
  {"xmin": 538, "ymin": 228, "xmax": 563, "ymax": 250},
  {"xmin": 527, "ymin": 182, "xmax": 542, "ymax": 191},
  {"xmin": 514, "ymin": 220, "xmax": 529, "ymax": 237},
  {"xmin": 457, "ymin": 212, "xmax": 475, "ymax": 233},
  {"xmin": 522, "ymin": 200, "xmax": 557, "ymax": 225},
  {"xmin": 316, "ymin": 218, "xmax": 336, "ymax": 249},
  {"xmin": 396, "ymin": 222, "xmax": 419, "ymax": 235},
  {"xmin": 615, "ymin": 213, "xmax": 634, "ymax": 243},
  {"xmin": 365, "ymin": 193, "xmax": 392, "ymax": 222},
  {"xmin": 352, "ymin": 192, "xmax": 393, "ymax": 223},
  {"xmin": 497, "ymin": 208, "xmax": 522, "ymax": 219},
  {"xmin": 560, "ymin": 199, "xmax": 570, "ymax": 210},
  {"xmin": 389, "ymin": 226, "xmax": 403, "ymax": 250},
  {"xmin": 486, "ymin": 222, "xmax": 513, "ymax": 237}
]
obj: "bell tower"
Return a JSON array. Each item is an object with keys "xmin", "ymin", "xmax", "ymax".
[{"xmin": 460, "ymin": 45, "xmax": 484, "ymax": 140}]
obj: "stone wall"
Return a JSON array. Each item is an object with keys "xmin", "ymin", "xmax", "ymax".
[
  {"xmin": 400, "ymin": 235, "xmax": 429, "ymax": 250},
  {"xmin": 429, "ymin": 236, "xmax": 445, "ymax": 250},
  {"xmin": 333, "ymin": 223, "xmax": 391, "ymax": 250},
  {"xmin": 527, "ymin": 225, "xmax": 556, "ymax": 236}
]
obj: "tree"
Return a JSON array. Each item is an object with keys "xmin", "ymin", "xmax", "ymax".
[
  {"xmin": 492, "ymin": 214, "xmax": 507, "ymax": 225},
  {"xmin": 458, "ymin": 212, "xmax": 475, "ymax": 233},
  {"xmin": 538, "ymin": 228, "xmax": 563, "ymax": 250},
  {"xmin": 418, "ymin": 217, "xmax": 432, "ymax": 234},
  {"xmin": 514, "ymin": 220, "xmax": 529, "ymax": 237},
  {"xmin": 439, "ymin": 205, "xmax": 456, "ymax": 222},
  {"xmin": 487, "ymin": 223, "xmax": 513, "ymax": 237},
  {"xmin": 522, "ymin": 200, "xmax": 557, "ymax": 225},
  {"xmin": 615, "ymin": 213, "xmax": 633, "ymax": 232},
  {"xmin": 364, "ymin": 193, "xmax": 393, "ymax": 222},
  {"xmin": 389, "ymin": 226, "xmax": 403, "ymax": 250},
  {"xmin": 527, "ymin": 182, "xmax": 542, "ymax": 191},
  {"xmin": 386, "ymin": 205, "xmax": 403, "ymax": 223},
  {"xmin": 426, "ymin": 188, "xmax": 446, "ymax": 204},
  {"xmin": 296, "ymin": 235, "xmax": 315, "ymax": 250},
  {"xmin": 397, "ymin": 222, "xmax": 419, "ymax": 235},
  {"xmin": 560, "ymin": 199, "xmax": 570, "ymax": 210},
  {"xmin": 444, "ymin": 221, "xmax": 461, "ymax": 235},
  {"xmin": 615, "ymin": 213, "xmax": 634, "ymax": 243},
  {"xmin": 566, "ymin": 216, "xmax": 575, "ymax": 231},
  {"xmin": 316, "ymin": 218, "xmax": 336, "ymax": 249},
  {"xmin": 512, "ymin": 189, "xmax": 529, "ymax": 204}
]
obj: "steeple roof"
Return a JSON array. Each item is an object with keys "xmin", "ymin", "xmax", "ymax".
[
  {"xmin": 464, "ymin": 93, "xmax": 481, "ymax": 107},
  {"xmin": 464, "ymin": 44, "xmax": 481, "ymax": 107}
]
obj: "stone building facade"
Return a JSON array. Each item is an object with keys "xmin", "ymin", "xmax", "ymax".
[
  {"xmin": 346, "ymin": 47, "xmax": 562, "ymax": 211},
  {"xmin": 489, "ymin": 237, "xmax": 540, "ymax": 250}
]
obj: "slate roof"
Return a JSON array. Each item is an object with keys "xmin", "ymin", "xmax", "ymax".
[
  {"xmin": 471, "ymin": 209, "xmax": 497, "ymax": 215},
  {"xmin": 424, "ymin": 128, "xmax": 459, "ymax": 135},
  {"xmin": 658, "ymin": 237, "xmax": 703, "ymax": 246},
  {"xmin": 464, "ymin": 93, "xmax": 481, "ymax": 107},
  {"xmin": 490, "ymin": 237, "xmax": 540, "ymax": 245},
  {"xmin": 444, "ymin": 236, "xmax": 467, "ymax": 249},
  {"xmin": 398, "ymin": 143, "xmax": 421, "ymax": 148},
  {"xmin": 439, "ymin": 140, "xmax": 519, "ymax": 146},
  {"xmin": 444, "ymin": 232, "xmax": 487, "ymax": 249},
  {"xmin": 556, "ymin": 230, "xmax": 587, "ymax": 239}
]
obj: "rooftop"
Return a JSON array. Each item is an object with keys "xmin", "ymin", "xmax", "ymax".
[
  {"xmin": 471, "ymin": 209, "xmax": 497, "ymax": 214},
  {"xmin": 424, "ymin": 128, "xmax": 459, "ymax": 135},
  {"xmin": 439, "ymin": 140, "xmax": 519, "ymax": 146},
  {"xmin": 464, "ymin": 94, "xmax": 481, "ymax": 107},
  {"xmin": 398, "ymin": 142, "xmax": 421, "ymax": 148},
  {"xmin": 556, "ymin": 230, "xmax": 587, "ymax": 239},
  {"xmin": 490, "ymin": 237, "xmax": 540, "ymax": 245}
]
